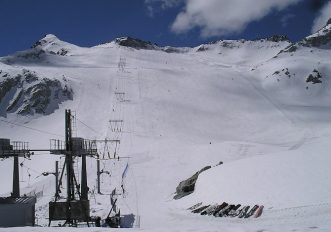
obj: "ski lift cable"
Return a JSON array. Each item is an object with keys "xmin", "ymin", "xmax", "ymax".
[
  {"xmin": 0, "ymin": 119, "xmax": 64, "ymax": 137},
  {"xmin": 74, "ymin": 117, "xmax": 119, "ymax": 155},
  {"xmin": 122, "ymin": 196, "xmax": 133, "ymax": 211},
  {"xmin": 101, "ymin": 67, "xmax": 122, "ymax": 155},
  {"xmin": 20, "ymin": 163, "xmax": 43, "ymax": 176},
  {"xmin": 76, "ymin": 117, "xmax": 103, "ymax": 136},
  {"xmin": 27, "ymin": 168, "xmax": 31, "ymax": 186},
  {"xmin": 20, "ymin": 160, "xmax": 25, "ymax": 182}
]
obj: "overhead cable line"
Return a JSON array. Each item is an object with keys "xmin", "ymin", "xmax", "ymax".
[
  {"xmin": 76, "ymin": 118, "xmax": 103, "ymax": 136},
  {"xmin": 75, "ymin": 117, "xmax": 119, "ymax": 155},
  {"xmin": 0, "ymin": 119, "xmax": 63, "ymax": 137}
]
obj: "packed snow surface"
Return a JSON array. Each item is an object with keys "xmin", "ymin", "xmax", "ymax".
[{"xmin": 0, "ymin": 33, "xmax": 331, "ymax": 232}]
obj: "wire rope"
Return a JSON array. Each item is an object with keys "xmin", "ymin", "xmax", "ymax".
[{"xmin": 0, "ymin": 119, "xmax": 63, "ymax": 137}]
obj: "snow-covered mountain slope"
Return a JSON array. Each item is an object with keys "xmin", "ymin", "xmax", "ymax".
[
  {"xmin": 250, "ymin": 22, "xmax": 331, "ymax": 135},
  {"xmin": 95, "ymin": 36, "xmax": 191, "ymax": 53},
  {"xmin": 1, "ymin": 21, "xmax": 331, "ymax": 232},
  {"xmin": 0, "ymin": 64, "xmax": 72, "ymax": 117},
  {"xmin": 194, "ymin": 36, "xmax": 291, "ymax": 66}
]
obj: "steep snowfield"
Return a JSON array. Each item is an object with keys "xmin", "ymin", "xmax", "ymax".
[
  {"xmin": 0, "ymin": 29, "xmax": 331, "ymax": 232},
  {"xmin": 194, "ymin": 38, "xmax": 291, "ymax": 66}
]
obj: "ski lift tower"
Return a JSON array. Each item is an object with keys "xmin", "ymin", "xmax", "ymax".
[
  {"xmin": 0, "ymin": 139, "xmax": 36, "ymax": 227},
  {"xmin": 48, "ymin": 109, "xmax": 98, "ymax": 227}
]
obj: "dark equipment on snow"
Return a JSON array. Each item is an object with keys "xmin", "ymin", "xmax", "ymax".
[
  {"xmin": 0, "ymin": 197, "xmax": 36, "ymax": 227},
  {"xmin": 0, "ymin": 139, "xmax": 37, "ymax": 227}
]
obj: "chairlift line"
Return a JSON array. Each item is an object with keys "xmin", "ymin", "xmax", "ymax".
[
  {"xmin": 76, "ymin": 117, "xmax": 103, "ymax": 136},
  {"xmin": 0, "ymin": 119, "xmax": 64, "ymax": 137},
  {"xmin": 0, "ymin": 55, "xmax": 138, "ymax": 227},
  {"xmin": 97, "ymin": 156, "xmax": 131, "ymax": 161}
]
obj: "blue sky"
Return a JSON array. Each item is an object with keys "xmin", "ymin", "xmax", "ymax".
[{"xmin": 0, "ymin": 0, "xmax": 330, "ymax": 56}]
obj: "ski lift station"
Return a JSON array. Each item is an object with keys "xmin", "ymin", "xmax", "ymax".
[
  {"xmin": 0, "ymin": 109, "xmax": 134, "ymax": 228},
  {"xmin": 0, "ymin": 138, "xmax": 37, "ymax": 227},
  {"xmin": 0, "ymin": 196, "xmax": 37, "ymax": 227}
]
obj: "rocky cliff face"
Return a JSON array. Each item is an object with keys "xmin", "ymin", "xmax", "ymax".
[
  {"xmin": 114, "ymin": 37, "xmax": 158, "ymax": 50},
  {"xmin": 0, "ymin": 69, "xmax": 73, "ymax": 116},
  {"xmin": 31, "ymin": 34, "xmax": 76, "ymax": 56},
  {"xmin": 115, "ymin": 37, "xmax": 189, "ymax": 53}
]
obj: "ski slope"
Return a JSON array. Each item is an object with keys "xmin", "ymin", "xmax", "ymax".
[{"xmin": 0, "ymin": 29, "xmax": 331, "ymax": 232}]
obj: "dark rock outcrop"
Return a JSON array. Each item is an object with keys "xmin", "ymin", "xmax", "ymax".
[
  {"xmin": 0, "ymin": 69, "xmax": 73, "ymax": 116},
  {"xmin": 115, "ymin": 37, "xmax": 157, "ymax": 50},
  {"xmin": 30, "ymin": 34, "xmax": 71, "ymax": 57},
  {"xmin": 267, "ymin": 35, "xmax": 290, "ymax": 43},
  {"xmin": 174, "ymin": 165, "xmax": 212, "ymax": 200},
  {"xmin": 0, "ymin": 74, "xmax": 21, "ymax": 103},
  {"xmin": 306, "ymin": 69, "xmax": 322, "ymax": 84},
  {"xmin": 281, "ymin": 19, "xmax": 331, "ymax": 54}
]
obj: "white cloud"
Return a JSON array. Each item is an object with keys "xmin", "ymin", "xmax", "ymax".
[
  {"xmin": 145, "ymin": 0, "xmax": 183, "ymax": 17},
  {"xmin": 145, "ymin": 0, "xmax": 183, "ymax": 10},
  {"xmin": 311, "ymin": 1, "xmax": 331, "ymax": 33},
  {"xmin": 170, "ymin": 0, "xmax": 302, "ymax": 37},
  {"xmin": 281, "ymin": 13, "xmax": 295, "ymax": 27},
  {"xmin": 146, "ymin": 5, "xmax": 155, "ymax": 17}
]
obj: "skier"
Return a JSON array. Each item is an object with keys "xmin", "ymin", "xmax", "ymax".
[{"xmin": 121, "ymin": 184, "xmax": 125, "ymax": 195}]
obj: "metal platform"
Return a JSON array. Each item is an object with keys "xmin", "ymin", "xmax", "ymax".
[
  {"xmin": 0, "ymin": 139, "xmax": 29, "ymax": 158},
  {"xmin": 50, "ymin": 138, "xmax": 97, "ymax": 156}
]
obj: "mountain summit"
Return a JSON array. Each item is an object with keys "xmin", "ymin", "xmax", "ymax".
[{"xmin": 31, "ymin": 34, "xmax": 79, "ymax": 55}]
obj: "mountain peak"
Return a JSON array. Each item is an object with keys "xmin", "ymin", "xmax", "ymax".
[
  {"xmin": 31, "ymin": 34, "xmax": 61, "ymax": 49},
  {"xmin": 303, "ymin": 21, "xmax": 331, "ymax": 48},
  {"xmin": 28, "ymin": 34, "xmax": 79, "ymax": 56},
  {"xmin": 282, "ymin": 19, "xmax": 331, "ymax": 52},
  {"xmin": 43, "ymin": 34, "xmax": 58, "ymax": 40},
  {"xmin": 327, "ymin": 18, "xmax": 331, "ymax": 26}
]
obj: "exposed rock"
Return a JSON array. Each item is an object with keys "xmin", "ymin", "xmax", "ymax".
[
  {"xmin": 272, "ymin": 68, "xmax": 292, "ymax": 78},
  {"xmin": 174, "ymin": 165, "xmax": 212, "ymax": 200},
  {"xmin": 286, "ymin": 20, "xmax": 331, "ymax": 51},
  {"xmin": 278, "ymin": 20, "xmax": 331, "ymax": 55},
  {"xmin": 301, "ymin": 29, "xmax": 331, "ymax": 48},
  {"xmin": 30, "ymin": 34, "xmax": 72, "ymax": 56},
  {"xmin": 115, "ymin": 37, "xmax": 157, "ymax": 50},
  {"xmin": 23, "ymin": 69, "xmax": 38, "ymax": 83},
  {"xmin": 197, "ymin": 45, "xmax": 209, "ymax": 52},
  {"xmin": 0, "ymin": 69, "xmax": 73, "ymax": 116},
  {"xmin": 267, "ymin": 35, "xmax": 290, "ymax": 43},
  {"xmin": 162, "ymin": 46, "xmax": 185, "ymax": 53},
  {"xmin": 0, "ymin": 75, "xmax": 21, "ymax": 102},
  {"xmin": 273, "ymin": 71, "xmax": 280, "ymax": 75},
  {"xmin": 280, "ymin": 44, "xmax": 297, "ymax": 54},
  {"xmin": 306, "ymin": 69, "xmax": 322, "ymax": 84},
  {"xmin": 57, "ymin": 48, "xmax": 69, "ymax": 56},
  {"xmin": 31, "ymin": 34, "xmax": 59, "ymax": 49},
  {"xmin": 6, "ymin": 89, "xmax": 23, "ymax": 112},
  {"xmin": 220, "ymin": 41, "xmax": 240, "ymax": 49}
]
